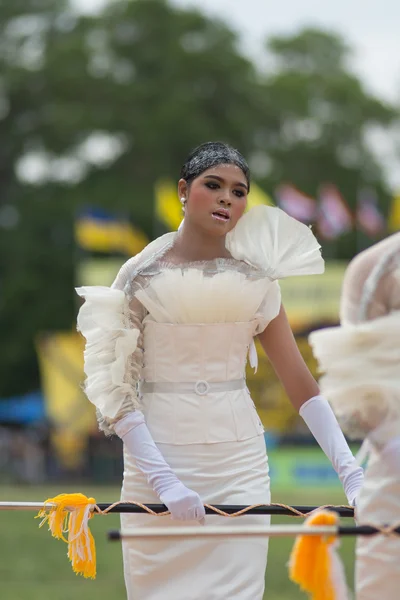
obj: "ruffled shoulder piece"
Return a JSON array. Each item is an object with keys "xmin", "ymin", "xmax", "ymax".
[
  {"xmin": 76, "ymin": 286, "xmax": 140, "ymax": 419},
  {"xmin": 309, "ymin": 311, "xmax": 400, "ymax": 437},
  {"xmin": 225, "ymin": 205, "xmax": 324, "ymax": 279}
]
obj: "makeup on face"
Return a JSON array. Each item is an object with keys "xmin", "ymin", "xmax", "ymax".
[{"xmin": 187, "ymin": 165, "xmax": 248, "ymax": 231}]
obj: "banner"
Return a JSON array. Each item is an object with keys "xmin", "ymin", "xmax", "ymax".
[
  {"xmin": 388, "ymin": 193, "xmax": 400, "ymax": 232},
  {"xmin": 356, "ymin": 188, "xmax": 385, "ymax": 238},
  {"xmin": 76, "ymin": 257, "xmax": 126, "ymax": 287},
  {"xmin": 267, "ymin": 446, "xmax": 359, "ymax": 487},
  {"xmin": 246, "ymin": 182, "xmax": 275, "ymax": 210},
  {"xmin": 318, "ymin": 184, "xmax": 353, "ymax": 239},
  {"xmin": 275, "ymin": 183, "xmax": 316, "ymax": 223},
  {"xmin": 155, "ymin": 180, "xmax": 182, "ymax": 231},
  {"xmin": 248, "ymin": 336, "xmax": 319, "ymax": 437},
  {"xmin": 279, "ymin": 261, "xmax": 347, "ymax": 331},
  {"xmin": 75, "ymin": 207, "xmax": 148, "ymax": 256},
  {"xmin": 36, "ymin": 332, "xmax": 96, "ymax": 469}
]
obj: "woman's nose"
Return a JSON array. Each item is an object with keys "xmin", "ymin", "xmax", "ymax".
[{"xmin": 218, "ymin": 196, "xmax": 231, "ymax": 206}]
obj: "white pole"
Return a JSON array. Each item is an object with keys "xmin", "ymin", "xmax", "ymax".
[
  {"xmin": 0, "ymin": 501, "xmax": 53, "ymax": 510},
  {"xmin": 115, "ymin": 524, "xmax": 337, "ymax": 540}
]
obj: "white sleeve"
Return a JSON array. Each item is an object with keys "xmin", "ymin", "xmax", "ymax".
[{"xmin": 76, "ymin": 263, "xmax": 147, "ymax": 434}]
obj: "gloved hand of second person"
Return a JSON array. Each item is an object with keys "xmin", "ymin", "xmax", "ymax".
[{"xmin": 160, "ymin": 482, "xmax": 205, "ymax": 522}]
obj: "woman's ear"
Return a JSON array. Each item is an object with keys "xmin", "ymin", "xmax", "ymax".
[{"xmin": 178, "ymin": 179, "xmax": 188, "ymax": 202}]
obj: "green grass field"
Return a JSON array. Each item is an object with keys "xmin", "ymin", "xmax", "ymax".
[{"xmin": 0, "ymin": 484, "xmax": 355, "ymax": 600}]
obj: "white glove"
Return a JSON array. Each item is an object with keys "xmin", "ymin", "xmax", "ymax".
[
  {"xmin": 299, "ymin": 395, "xmax": 364, "ymax": 506},
  {"xmin": 160, "ymin": 483, "xmax": 206, "ymax": 522},
  {"xmin": 114, "ymin": 411, "xmax": 205, "ymax": 522}
]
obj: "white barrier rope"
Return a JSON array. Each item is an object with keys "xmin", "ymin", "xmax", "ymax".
[{"xmin": 109, "ymin": 524, "xmax": 338, "ymax": 540}]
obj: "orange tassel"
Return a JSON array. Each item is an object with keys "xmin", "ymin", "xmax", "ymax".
[
  {"xmin": 37, "ymin": 493, "xmax": 97, "ymax": 579},
  {"xmin": 288, "ymin": 509, "xmax": 349, "ymax": 600}
]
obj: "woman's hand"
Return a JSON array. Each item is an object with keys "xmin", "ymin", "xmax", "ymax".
[{"xmin": 160, "ymin": 483, "xmax": 206, "ymax": 523}]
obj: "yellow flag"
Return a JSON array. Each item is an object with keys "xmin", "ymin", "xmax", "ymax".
[
  {"xmin": 388, "ymin": 193, "xmax": 400, "ymax": 232},
  {"xmin": 75, "ymin": 216, "xmax": 148, "ymax": 256},
  {"xmin": 155, "ymin": 180, "xmax": 182, "ymax": 231},
  {"xmin": 246, "ymin": 182, "xmax": 275, "ymax": 211},
  {"xmin": 36, "ymin": 332, "xmax": 96, "ymax": 469}
]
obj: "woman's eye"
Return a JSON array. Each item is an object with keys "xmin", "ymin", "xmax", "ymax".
[
  {"xmin": 234, "ymin": 190, "xmax": 245, "ymax": 198},
  {"xmin": 205, "ymin": 182, "xmax": 219, "ymax": 190}
]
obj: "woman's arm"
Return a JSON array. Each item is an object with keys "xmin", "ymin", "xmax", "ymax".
[
  {"xmin": 257, "ymin": 304, "xmax": 319, "ymax": 411},
  {"xmin": 257, "ymin": 303, "xmax": 364, "ymax": 505}
]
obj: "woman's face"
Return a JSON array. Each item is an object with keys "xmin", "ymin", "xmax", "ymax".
[{"xmin": 179, "ymin": 163, "xmax": 248, "ymax": 235}]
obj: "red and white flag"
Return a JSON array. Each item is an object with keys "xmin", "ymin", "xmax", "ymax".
[
  {"xmin": 356, "ymin": 188, "xmax": 385, "ymax": 238},
  {"xmin": 275, "ymin": 183, "xmax": 317, "ymax": 224},
  {"xmin": 318, "ymin": 184, "xmax": 353, "ymax": 240}
]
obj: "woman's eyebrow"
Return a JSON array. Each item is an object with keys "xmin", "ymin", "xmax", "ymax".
[{"xmin": 204, "ymin": 174, "xmax": 248, "ymax": 190}]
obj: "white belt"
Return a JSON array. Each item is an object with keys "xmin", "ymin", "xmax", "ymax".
[{"xmin": 139, "ymin": 378, "xmax": 246, "ymax": 396}]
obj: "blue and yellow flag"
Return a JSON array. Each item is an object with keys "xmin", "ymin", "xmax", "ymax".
[{"xmin": 75, "ymin": 208, "xmax": 148, "ymax": 256}]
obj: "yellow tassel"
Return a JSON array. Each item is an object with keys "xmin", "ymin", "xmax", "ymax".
[
  {"xmin": 36, "ymin": 493, "xmax": 97, "ymax": 579},
  {"xmin": 288, "ymin": 509, "xmax": 348, "ymax": 600}
]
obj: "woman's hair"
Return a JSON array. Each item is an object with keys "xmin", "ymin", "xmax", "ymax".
[{"xmin": 180, "ymin": 141, "xmax": 250, "ymax": 191}]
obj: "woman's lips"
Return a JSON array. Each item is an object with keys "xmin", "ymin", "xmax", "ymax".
[{"xmin": 211, "ymin": 210, "xmax": 230, "ymax": 222}]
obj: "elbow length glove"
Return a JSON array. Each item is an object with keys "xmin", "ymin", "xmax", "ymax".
[
  {"xmin": 114, "ymin": 410, "xmax": 205, "ymax": 522},
  {"xmin": 300, "ymin": 395, "xmax": 364, "ymax": 506}
]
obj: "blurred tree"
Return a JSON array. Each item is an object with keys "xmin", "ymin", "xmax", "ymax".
[
  {"xmin": 258, "ymin": 28, "xmax": 397, "ymax": 257},
  {"xmin": 0, "ymin": 0, "xmax": 268, "ymax": 395},
  {"xmin": 0, "ymin": 4, "xmax": 398, "ymax": 396}
]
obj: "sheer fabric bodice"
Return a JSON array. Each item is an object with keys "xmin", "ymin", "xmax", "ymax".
[{"xmin": 116, "ymin": 258, "xmax": 279, "ymax": 439}]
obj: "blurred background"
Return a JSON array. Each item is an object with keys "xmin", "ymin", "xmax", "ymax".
[{"xmin": 0, "ymin": 0, "xmax": 399, "ymax": 598}]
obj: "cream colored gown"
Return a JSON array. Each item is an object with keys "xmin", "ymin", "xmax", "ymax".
[
  {"xmin": 310, "ymin": 232, "xmax": 400, "ymax": 600},
  {"xmin": 77, "ymin": 206, "xmax": 324, "ymax": 600}
]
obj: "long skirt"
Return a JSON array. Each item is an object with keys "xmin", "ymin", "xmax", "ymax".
[
  {"xmin": 356, "ymin": 449, "xmax": 400, "ymax": 599},
  {"xmin": 120, "ymin": 434, "xmax": 271, "ymax": 600}
]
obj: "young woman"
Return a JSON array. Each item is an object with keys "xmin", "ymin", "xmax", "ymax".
[
  {"xmin": 77, "ymin": 141, "xmax": 363, "ymax": 600},
  {"xmin": 310, "ymin": 232, "xmax": 400, "ymax": 599}
]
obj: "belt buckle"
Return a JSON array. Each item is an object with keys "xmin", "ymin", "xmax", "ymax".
[{"xmin": 194, "ymin": 380, "xmax": 210, "ymax": 396}]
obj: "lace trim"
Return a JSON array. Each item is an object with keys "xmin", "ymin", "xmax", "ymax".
[
  {"xmin": 156, "ymin": 256, "xmax": 240, "ymax": 267},
  {"xmin": 141, "ymin": 257, "xmax": 270, "ymax": 280}
]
